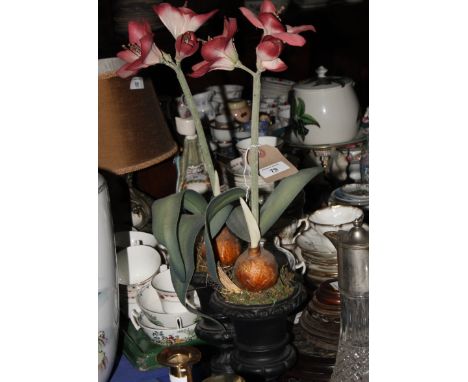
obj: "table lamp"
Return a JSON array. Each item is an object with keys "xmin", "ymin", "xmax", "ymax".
[{"xmin": 98, "ymin": 58, "xmax": 178, "ymax": 229}]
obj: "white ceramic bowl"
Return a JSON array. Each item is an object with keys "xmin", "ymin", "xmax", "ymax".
[
  {"xmin": 136, "ymin": 285, "xmax": 198, "ymax": 328},
  {"xmin": 131, "ymin": 312, "xmax": 197, "ymax": 346}
]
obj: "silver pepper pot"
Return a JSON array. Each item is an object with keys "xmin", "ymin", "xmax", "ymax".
[{"xmin": 324, "ymin": 218, "xmax": 368, "ymax": 296}]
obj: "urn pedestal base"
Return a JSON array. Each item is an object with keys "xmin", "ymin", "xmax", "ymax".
[
  {"xmin": 210, "ymin": 283, "xmax": 307, "ymax": 381},
  {"xmin": 192, "ymin": 273, "xmax": 235, "ymax": 375}
]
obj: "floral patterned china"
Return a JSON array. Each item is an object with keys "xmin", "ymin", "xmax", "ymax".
[
  {"xmin": 135, "ymin": 285, "xmax": 198, "ymax": 329},
  {"xmin": 131, "ymin": 312, "xmax": 197, "ymax": 346}
]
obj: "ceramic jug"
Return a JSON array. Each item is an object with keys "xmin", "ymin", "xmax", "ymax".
[{"xmin": 98, "ymin": 174, "xmax": 119, "ymax": 382}]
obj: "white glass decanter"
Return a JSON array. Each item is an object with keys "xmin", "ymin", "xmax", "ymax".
[{"xmin": 326, "ymin": 220, "xmax": 369, "ymax": 382}]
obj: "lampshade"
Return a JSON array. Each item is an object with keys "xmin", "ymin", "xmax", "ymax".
[{"xmin": 98, "ymin": 58, "xmax": 178, "ymax": 175}]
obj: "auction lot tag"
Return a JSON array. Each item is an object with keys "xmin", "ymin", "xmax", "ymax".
[
  {"xmin": 130, "ymin": 76, "xmax": 145, "ymax": 90},
  {"xmin": 257, "ymin": 145, "xmax": 298, "ymax": 183}
]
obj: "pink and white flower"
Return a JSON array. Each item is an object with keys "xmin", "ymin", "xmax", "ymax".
[
  {"xmin": 116, "ymin": 20, "xmax": 164, "ymax": 78},
  {"xmin": 256, "ymin": 35, "xmax": 287, "ymax": 72},
  {"xmin": 239, "ymin": 0, "xmax": 315, "ymax": 47},
  {"xmin": 153, "ymin": 3, "xmax": 218, "ymax": 38},
  {"xmin": 175, "ymin": 31, "xmax": 199, "ymax": 61},
  {"xmin": 153, "ymin": 2, "xmax": 217, "ymax": 60},
  {"xmin": 190, "ymin": 18, "xmax": 239, "ymax": 78}
]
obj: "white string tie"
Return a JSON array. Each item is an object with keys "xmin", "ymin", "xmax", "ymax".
[{"xmin": 242, "ymin": 144, "xmax": 260, "ymax": 200}]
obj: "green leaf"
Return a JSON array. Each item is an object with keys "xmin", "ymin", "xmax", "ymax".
[
  {"xmin": 208, "ymin": 204, "xmax": 234, "ymax": 239},
  {"xmin": 182, "ymin": 190, "xmax": 208, "ymax": 214},
  {"xmin": 152, "ymin": 192, "xmax": 186, "ymax": 282},
  {"xmin": 174, "ymin": 214, "xmax": 205, "ymax": 303},
  {"xmin": 151, "ymin": 190, "xmax": 207, "ymax": 284},
  {"xmin": 226, "ymin": 205, "xmax": 250, "ymax": 242},
  {"xmin": 296, "ymin": 97, "xmax": 305, "ymax": 117},
  {"xmin": 301, "ymin": 113, "xmax": 321, "ymax": 127},
  {"xmin": 259, "ymin": 167, "xmax": 323, "ymax": 235},
  {"xmin": 204, "ymin": 188, "xmax": 246, "ymax": 283}
]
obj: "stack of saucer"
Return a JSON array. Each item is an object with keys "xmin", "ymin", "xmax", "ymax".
[
  {"xmin": 302, "ymin": 250, "xmax": 338, "ymax": 287},
  {"xmin": 294, "ymin": 228, "xmax": 338, "ymax": 287},
  {"xmin": 329, "ymin": 183, "xmax": 369, "ymax": 210},
  {"xmin": 299, "ymin": 279, "xmax": 341, "ymax": 356}
]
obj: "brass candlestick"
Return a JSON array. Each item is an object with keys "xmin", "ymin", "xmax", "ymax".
[{"xmin": 157, "ymin": 346, "xmax": 201, "ymax": 382}]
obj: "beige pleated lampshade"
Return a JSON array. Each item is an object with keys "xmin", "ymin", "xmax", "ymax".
[{"xmin": 98, "ymin": 58, "xmax": 178, "ymax": 175}]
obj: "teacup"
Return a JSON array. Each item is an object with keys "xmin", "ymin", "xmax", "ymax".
[
  {"xmin": 214, "ymin": 114, "xmax": 232, "ymax": 130},
  {"xmin": 117, "ymin": 246, "xmax": 162, "ymax": 316},
  {"xmin": 308, "ymin": 205, "xmax": 364, "ymax": 235},
  {"xmin": 114, "ymin": 230, "xmax": 158, "ymax": 250},
  {"xmin": 131, "ymin": 312, "xmax": 197, "ymax": 346},
  {"xmin": 294, "ymin": 206, "xmax": 365, "ymax": 259},
  {"xmin": 236, "ymin": 136, "xmax": 281, "ymax": 158},
  {"xmin": 151, "ymin": 268, "xmax": 195, "ymax": 313},
  {"xmin": 135, "ymin": 285, "xmax": 198, "ymax": 328}
]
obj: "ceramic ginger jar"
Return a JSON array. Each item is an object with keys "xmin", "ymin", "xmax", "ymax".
[{"xmin": 98, "ymin": 174, "xmax": 119, "ymax": 382}]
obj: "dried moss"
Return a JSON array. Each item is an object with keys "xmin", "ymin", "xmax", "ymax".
[{"xmin": 219, "ymin": 267, "xmax": 295, "ymax": 305}]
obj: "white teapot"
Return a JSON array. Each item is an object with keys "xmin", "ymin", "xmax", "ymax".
[{"xmin": 290, "ymin": 66, "xmax": 360, "ymax": 146}]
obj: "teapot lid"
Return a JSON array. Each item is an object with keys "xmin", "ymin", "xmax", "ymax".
[
  {"xmin": 294, "ymin": 66, "xmax": 353, "ymax": 91},
  {"xmin": 339, "ymin": 218, "xmax": 369, "ymax": 248}
]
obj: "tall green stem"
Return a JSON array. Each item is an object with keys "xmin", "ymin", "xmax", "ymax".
[
  {"xmin": 249, "ymin": 71, "xmax": 262, "ymax": 224},
  {"xmin": 174, "ymin": 63, "xmax": 217, "ymax": 194}
]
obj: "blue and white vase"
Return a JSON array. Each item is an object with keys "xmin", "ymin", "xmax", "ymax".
[{"xmin": 98, "ymin": 174, "xmax": 119, "ymax": 382}]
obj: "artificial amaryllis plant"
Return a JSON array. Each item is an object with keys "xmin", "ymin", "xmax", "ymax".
[{"xmin": 116, "ymin": 1, "xmax": 319, "ymax": 303}]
